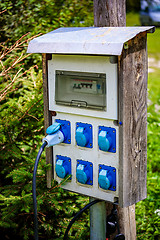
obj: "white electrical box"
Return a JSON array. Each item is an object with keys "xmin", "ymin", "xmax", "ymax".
[
  {"xmin": 27, "ymin": 26, "xmax": 154, "ymax": 206},
  {"xmin": 48, "ymin": 54, "xmax": 119, "ymax": 203}
]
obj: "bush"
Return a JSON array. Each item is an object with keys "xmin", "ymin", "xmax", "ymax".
[
  {"xmin": 0, "ymin": 33, "xmax": 90, "ymax": 239},
  {"xmin": 0, "ymin": 3, "xmax": 159, "ymax": 240},
  {"xmin": 0, "ymin": 3, "xmax": 94, "ymax": 237},
  {"xmin": 0, "ymin": 0, "xmax": 93, "ymax": 43}
]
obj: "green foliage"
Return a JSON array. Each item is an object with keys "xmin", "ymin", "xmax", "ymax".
[
  {"xmin": 126, "ymin": 0, "xmax": 140, "ymax": 12},
  {"xmin": 0, "ymin": 3, "xmax": 93, "ymax": 239},
  {"xmin": 0, "ymin": 5, "xmax": 159, "ymax": 240},
  {"xmin": 0, "ymin": 0, "xmax": 93, "ymax": 43},
  {"xmin": 126, "ymin": 12, "xmax": 140, "ymax": 26},
  {"xmin": 147, "ymin": 72, "xmax": 160, "ymax": 173},
  {"xmin": 136, "ymin": 67, "xmax": 160, "ymax": 240},
  {"xmin": 148, "ymin": 28, "xmax": 160, "ymax": 59},
  {"xmin": 0, "ymin": 34, "xmax": 90, "ymax": 239}
]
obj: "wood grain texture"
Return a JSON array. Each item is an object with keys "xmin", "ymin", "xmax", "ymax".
[
  {"xmin": 118, "ymin": 33, "xmax": 148, "ymax": 207},
  {"xmin": 93, "ymin": 0, "xmax": 126, "ymax": 27},
  {"xmin": 106, "ymin": 203, "xmax": 136, "ymax": 239},
  {"xmin": 118, "ymin": 204, "xmax": 136, "ymax": 239},
  {"xmin": 42, "ymin": 53, "xmax": 53, "ymax": 188}
]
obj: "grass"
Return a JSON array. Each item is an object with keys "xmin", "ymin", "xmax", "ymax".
[
  {"xmin": 126, "ymin": 12, "xmax": 140, "ymax": 26},
  {"xmin": 126, "ymin": 12, "xmax": 160, "ymax": 58},
  {"xmin": 148, "ymin": 29, "xmax": 160, "ymax": 58}
]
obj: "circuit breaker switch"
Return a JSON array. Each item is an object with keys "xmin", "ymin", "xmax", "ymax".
[
  {"xmin": 98, "ymin": 169, "xmax": 112, "ymax": 190},
  {"xmin": 75, "ymin": 127, "xmax": 89, "ymax": 147},
  {"xmin": 76, "ymin": 164, "xmax": 89, "ymax": 184},
  {"xmin": 98, "ymin": 131, "xmax": 111, "ymax": 151}
]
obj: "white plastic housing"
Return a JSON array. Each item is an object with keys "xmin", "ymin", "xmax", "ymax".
[
  {"xmin": 48, "ymin": 55, "xmax": 118, "ymax": 120},
  {"xmin": 48, "ymin": 54, "xmax": 119, "ymax": 203}
]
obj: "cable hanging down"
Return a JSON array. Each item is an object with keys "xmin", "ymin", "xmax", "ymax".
[
  {"xmin": 32, "ymin": 141, "xmax": 47, "ymax": 240},
  {"xmin": 63, "ymin": 199, "xmax": 102, "ymax": 240},
  {"xmin": 32, "ymin": 140, "xmax": 102, "ymax": 240}
]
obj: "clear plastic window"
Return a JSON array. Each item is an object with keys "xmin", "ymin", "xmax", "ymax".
[{"xmin": 55, "ymin": 70, "xmax": 106, "ymax": 110}]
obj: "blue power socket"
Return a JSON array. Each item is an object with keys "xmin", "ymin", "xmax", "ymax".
[
  {"xmin": 55, "ymin": 155, "xmax": 71, "ymax": 179},
  {"xmin": 98, "ymin": 126, "xmax": 116, "ymax": 153},
  {"xmin": 76, "ymin": 160, "xmax": 93, "ymax": 185},
  {"xmin": 98, "ymin": 165, "xmax": 116, "ymax": 191},
  {"xmin": 76, "ymin": 122, "xmax": 93, "ymax": 148},
  {"xmin": 55, "ymin": 119, "xmax": 71, "ymax": 144}
]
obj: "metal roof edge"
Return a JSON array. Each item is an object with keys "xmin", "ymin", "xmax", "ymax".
[{"xmin": 27, "ymin": 26, "xmax": 155, "ymax": 56}]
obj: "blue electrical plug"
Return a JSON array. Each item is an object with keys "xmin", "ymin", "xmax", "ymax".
[
  {"xmin": 55, "ymin": 119, "xmax": 71, "ymax": 144},
  {"xmin": 42, "ymin": 120, "xmax": 71, "ymax": 147},
  {"xmin": 55, "ymin": 155, "xmax": 71, "ymax": 179},
  {"xmin": 98, "ymin": 126, "xmax": 116, "ymax": 153},
  {"xmin": 98, "ymin": 169, "xmax": 113, "ymax": 190},
  {"xmin": 76, "ymin": 160, "xmax": 93, "ymax": 185},
  {"xmin": 46, "ymin": 122, "xmax": 61, "ymax": 135},
  {"xmin": 42, "ymin": 122, "xmax": 64, "ymax": 147},
  {"xmin": 98, "ymin": 165, "xmax": 116, "ymax": 191},
  {"xmin": 75, "ymin": 122, "xmax": 93, "ymax": 148}
]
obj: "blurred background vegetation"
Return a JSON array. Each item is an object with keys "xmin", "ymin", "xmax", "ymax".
[{"xmin": 0, "ymin": 0, "xmax": 159, "ymax": 239}]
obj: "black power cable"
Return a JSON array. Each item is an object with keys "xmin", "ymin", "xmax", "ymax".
[
  {"xmin": 106, "ymin": 204, "xmax": 125, "ymax": 240},
  {"xmin": 32, "ymin": 143, "xmax": 102, "ymax": 240},
  {"xmin": 32, "ymin": 141, "xmax": 47, "ymax": 240},
  {"xmin": 63, "ymin": 199, "xmax": 102, "ymax": 240}
]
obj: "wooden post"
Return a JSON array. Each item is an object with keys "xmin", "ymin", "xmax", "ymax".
[
  {"xmin": 94, "ymin": 0, "xmax": 126, "ymax": 27},
  {"xmin": 118, "ymin": 33, "xmax": 148, "ymax": 207},
  {"xmin": 93, "ymin": 0, "xmax": 137, "ymax": 239},
  {"xmin": 42, "ymin": 53, "xmax": 53, "ymax": 188}
]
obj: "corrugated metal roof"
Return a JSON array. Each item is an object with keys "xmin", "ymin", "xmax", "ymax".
[{"xmin": 27, "ymin": 27, "xmax": 155, "ymax": 56}]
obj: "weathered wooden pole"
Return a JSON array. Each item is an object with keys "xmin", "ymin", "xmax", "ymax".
[
  {"xmin": 93, "ymin": 1, "xmax": 137, "ymax": 239},
  {"xmin": 42, "ymin": 53, "xmax": 53, "ymax": 188},
  {"xmin": 94, "ymin": 0, "xmax": 126, "ymax": 27}
]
